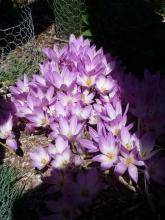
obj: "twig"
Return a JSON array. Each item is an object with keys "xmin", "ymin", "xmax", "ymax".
[
  {"xmin": 118, "ymin": 176, "xmax": 136, "ymax": 192},
  {"xmin": 53, "ymin": 36, "xmax": 69, "ymax": 43}
]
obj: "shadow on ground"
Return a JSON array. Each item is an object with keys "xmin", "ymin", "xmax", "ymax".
[
  {"xmin": 86, "ymin": 0, "xmax": 165, "ymax": 78},
  {"xmin": 11, "ymin": 168, "xmax": 165, "ymax": 220}
]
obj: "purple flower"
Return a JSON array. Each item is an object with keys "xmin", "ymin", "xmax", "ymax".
[
  {"xmin": 138, "ymin": 133, "xmax": 158, "ymax": 160},
  {"xmin": 51, "ymin": 148, "xmax": 71, "ymax": 170},
  {"xmin": 88, "ymin": 109, "xmax": 98, "ymax": 125},
  {"xmin": 105, "ymin": 115, "xmax": 128, "ymax": 137},
  {"xmin": 47, "ymin": 101, "xmax": 68, "ymax": 118},
  {"xmin": 10, "ymin": 75, "xmax": 29, "ymax": 95},
  {"xmin": 96, "ymin": 75, "xmax": 114, "ymax": 93},
  {"xmin": 74, "ymin": 168, "xmax": 105, "ymax": 206},
  {"xmin": 27, "ymin": 108, "xmax": 50, "ymax": 128},
  {"xmin": 49, "ymin": 123, "xmax": 59, "ymax": 139},
  {"xmin": 69, "ymin": 34, "xmax": 90, "ymax": 57},
  {"xmin": 93, "ymin": 132, "xmax": 118, "ymax": 169},
  {"xmin": 145, "ymin": 155, "xmax": 165, "ymax": 185},
  {"xmin": 42, "ymin": 170, "xmax": 68, "ymax": 193},
  {"xmin": 77, "ymin": 73, "xmax": 97, "ymax": 88},
  {"xmin": 6, "ymin": 137, "xmax": 18, "ymax": 150},
  {"xmin": 59, "ymin": 116, "xmax": 84, "ymax": 140},
  {"xmin": 120, "ymin": 126, "xmax": 136, "ymax": 151},
  {"xmin": 0, "ymin": 114, "xmax": 13, "ymax": 139},
  {"xmin": 115, "ymin": 151, "xmax": 144, "ymax": 183},
  {"xmin": 29, "ymin": 146, "xmax": 50, "ymax": 170},
  {"xmin": 51, "ymin": 66, "xmax": 76, "ymax": 90},
  {"xmin": 48, "ymin": 136, "xmax": 69, "ymax": 156},
  {"xmin": 79, "ymin": 139, "xmax": 98, "ymax": 153},
  {"xmin": 70, "ymin": 103, "xmax": 92, "ymax": 121},
  {"xmin": 81, "ymin": 89, "xmax": 95, "ymax": 105},
  {"xmin": 57, "ymin": 91, "xmax": 80, "ymax": 106},
  {"xmin": 102, "ymin": 101, "xmax": 128, "ymax": 122}
]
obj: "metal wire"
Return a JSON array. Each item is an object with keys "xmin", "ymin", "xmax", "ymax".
[
  {"xmin": 0, "ymin": 6, "xmax": 35, "ymax": 56},
  {"xmin": 51, "ymin": 0, "xmax": 87, "ymax": 39}
]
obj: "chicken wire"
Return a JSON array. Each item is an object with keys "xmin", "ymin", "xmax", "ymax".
[
  {"xmin": 51, "ymin": 0, "xmax": 87, "ymax": 39},
  {"xmin": 0, "ymin": 6, "xmax": 41, "ymax": 92},
  {"xmin": 0, "ymin": 5, "xmax": 35, "ymax": 57}
]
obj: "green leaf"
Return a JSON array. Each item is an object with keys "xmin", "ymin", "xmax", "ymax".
[
  {"xmin": 82, "ymin": 29, "xmax": 93, "ymax": 37},
  {"xmin": 82, "ymin": 14, "xmax": 89, "ymax": 26}
]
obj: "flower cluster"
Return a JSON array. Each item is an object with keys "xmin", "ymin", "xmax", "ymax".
[{"xmin": 9, "ymin": 35, "xmax": 165, "ymax": 187}]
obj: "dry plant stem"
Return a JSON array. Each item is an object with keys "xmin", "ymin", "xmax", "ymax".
[
  {"xmin": 118, "ymin": 176, "xmax": 136, "ymax": 192},
  {"xmin": 53, "ymin": 36, "xmax": 69, "ymax": 43},
  {"xmin": 0, "ymin": 141, "xmax": 15, "ymax": 154}
]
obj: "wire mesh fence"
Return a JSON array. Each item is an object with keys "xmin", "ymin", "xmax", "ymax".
[
  {"xmin": 0, "ymin": 6, "xmax": 35, "ymax": 56},
  {"xmin": 50, "ymin": 0, "xmax": 87, "ymax": 39},
  {"xmin": 0, "ymin": 5, "xmax": 41, "ymax": 92}
]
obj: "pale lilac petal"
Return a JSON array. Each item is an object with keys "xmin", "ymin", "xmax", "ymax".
[
  {"xmin": 101, "ymin": 161, "xmax": 114, "ymax": 170},
  {"xmin": 59, "ymin": 117, "xmax": 69, "ymax": 136},
  {"xmin": 115, "ymin": 162, "xmax": 127, "ymax": 176},
  {"xmin": 42, "ymin": 48, "xmax": 56, "ymax": 60},
  {"xmin": 6, "ymin": 138, "xmax": 18, "ymax": 150},
  {"xmin": 79, "ymin": 139, "xmax": 98, "ymax": 152},
  {"xmin": 55, "ymin": 136, "xmax": 68, "ymax": 153},
  {"xmin": 70, "ymin": 116, "xmax": 77, "ymax": 135},
  {"xmin": 121, "ymin": 127, "xmax": 130, "ymax": 145},
  {"xmin": 128, "ymin": 165, "xmax": 138, "ymax": 183},
  {"xmin": 62, "ymin": 148, "xmax": 71, "ymax": 161},
  {"xmin": 106, "ymin": 103, "xmax": 116, "ymax": 119},
  {"xmin": 93, "ymin": 154, "xmax": 108, "ymax": 162},
  {"xmin": 46, "ymin": 86, "xmax": 55, "ymax": 102},
  {"xmin": 99, "ymin": 137, "xmax": 110, "ymax": 155}
]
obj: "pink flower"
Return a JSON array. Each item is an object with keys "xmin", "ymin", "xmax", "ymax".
[{"xmin": 29, "ymin": 146, "xmax": 50, "ymax": 170}]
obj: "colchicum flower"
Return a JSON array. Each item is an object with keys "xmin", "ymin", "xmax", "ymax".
[
  {"xmin": 93, "ymin": 132, "xmax": 118, "ymax": 169},
  {"xmin": 29, "ymin": 146, "xmax": 50, "ymax": 170}
]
